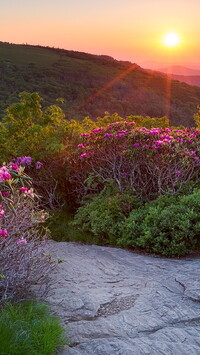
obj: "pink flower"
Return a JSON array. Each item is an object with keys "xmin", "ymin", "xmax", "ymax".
[
  {"xmin": 0, "ymin": 209, "xmax": 5, "ymax": 216},
  {"xmin": 133, "ymin": 143, "xmax": 140, "ymax": 147},
  {"xmin": 175, "ymin": 171, "xmax": 181, "ymax": 176},
  {"xmin": 92, "ymin": 128, "xmax": 102, "ymax": 132},
  {"xmin": 154, "ymin": 140, "xmax": 164, "ymax": 146},
  {"xmin": 17, "ymin": 238, "xmax": 27, "ymax": 245},
  {"xmin": 20, "ymin": 187, "xmax": 29, "ymax": 193},
  {"xmin": 0, "ymin": 229, "xmax": 8, "ymax": 238},
  {"xmin": 0, "ymin": 167, "xmax": 11, "ymax": 181},
  {"xmin": 35, "ymin": 161, "xmax": 43, "ymax": 169},
  {"xmin": 26, "ymin": 189, "xmax": 34, "ymax": 197},
  {"xmin": 80, "ymin": 153, "xmax": 90, "ymax": 158},
  {"xmin": 1, "ymin": 191, "xmax": 9, "ymax": 197},
  {"xmin": 104, "ymin": 133, "xmax": 113, "ymax": 138},
  {"xmin": 16, "ymin": 156, "xmax": 32, "ymax": 166},
  {"xmin": 80, "ymin": 133, "xmax": 90, "ymax": 137},
  {"xmin": 78, "ymin": 144, "xmax": 86, "ymax": 148},
  {"xmin": 110, "ymin": 122, "xmax": 120, "ymax": 125},
  {"xmin": 11, "ymin": 163, "xmax": 19, "ymax": 171}
]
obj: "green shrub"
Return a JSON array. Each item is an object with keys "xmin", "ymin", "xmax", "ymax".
[
  {"xmin": 0, "ymin": 300, "xmax": 66, "ymax": 355},
  {"xmin": 72, "ymin": 188, "xmax": 142, "ymax": 244},
  {"xmin": 118, "ymin": 189, "xmax": 200, "ymax": 256}
]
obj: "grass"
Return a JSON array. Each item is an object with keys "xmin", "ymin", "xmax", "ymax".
[{"xmin": 0, "ymin": 300, "xmax": 66, "ymax": 355}]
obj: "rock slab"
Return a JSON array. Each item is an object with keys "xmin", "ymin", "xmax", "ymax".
[{"xmin": 44, "ymin": 241, "xmax": 200, "ymax": 355}]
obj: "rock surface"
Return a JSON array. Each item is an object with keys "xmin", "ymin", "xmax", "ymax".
[{"xmin": 44, "ymin": 241, "xmax": 200, "ymax": 354}]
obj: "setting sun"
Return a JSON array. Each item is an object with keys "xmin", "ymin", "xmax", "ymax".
[{"xmin": 163, "ymin": 32, "xmax": 180, "ymax": 47}]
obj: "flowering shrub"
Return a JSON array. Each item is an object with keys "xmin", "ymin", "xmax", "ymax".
[
  {"xmin": 70, "ymin": 122, "xmax": 200, "ymax": 200},
  {"xmin": 0, "ymin": 161, "xmax": 51, "ymax": 304}
]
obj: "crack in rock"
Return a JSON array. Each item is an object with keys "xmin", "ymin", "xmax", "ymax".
[
  {"xmin": 175, "ymin": 278, "xmax": 186, "ymax": 292},
  {"xmin": 97, "ymin": 295, "xmax": 138, "ymax": 317}
]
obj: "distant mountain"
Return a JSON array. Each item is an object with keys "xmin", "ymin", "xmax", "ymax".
[
  {"xmin": 0, "ymin": 42, "xmax": 200, "ymax": 127},
  {"xmin": 140, "ymin": 61, "xmax": 200, "ymax": 71},
  {"xmin": 158, "ymin": 65, "xmax": 200, "ymax": 76},
  {"xmin": 171, "ymin": 74, "xmax": 200, "ymax": 87},
  {"xmin": 142, "ymin": 66, "xmax": 200, "ymax": 88}
]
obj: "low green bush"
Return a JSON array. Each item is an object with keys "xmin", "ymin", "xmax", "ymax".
[
  {"xmin": 118, "ymin": 189, "xmax": 200, "ymax": 256},
  {"xmin": 0, "ymin": 300, "xmax": 66, "ymax": 355},
  {"xmin": 72, "ymin": 188, "xmax": 142, "ymax": 245}
]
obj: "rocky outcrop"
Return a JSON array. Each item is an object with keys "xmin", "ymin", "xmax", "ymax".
[{"xmin": 44, "ymin": 241, "xmax": 200, "ymax": 354}]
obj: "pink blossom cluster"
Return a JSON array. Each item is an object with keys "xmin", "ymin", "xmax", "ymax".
[
  {"xmin": 20, "ymin": 187, "xmax": 35, "ymax": 197},
  {"xmin": 78, "ymin": 143, "xmax": 88, "ymax": 148},
  {"xmin": 16, "ymin": 156, "xmax": 32, "ymax": 166},
  {"xmin": 76, "ymin": 123, "xmax": 200, "ymax": 171},
  {"xmin": 64, "ymin": 120, "xmax": 200, "ymax": 202},
  {"xmin": 8, "ymin": 163, "xmax": 19, "ymax": 171},
  {"xmin": 0, "ymin": 229, "xmax": 8, "ymax": 238},
  {"xmin": 0, "ymin": 167, "xmax": 11, "ymax": 181},
  {"xmin": 0, "ymin": 159, "xmax": 40, "ymax": 201}
]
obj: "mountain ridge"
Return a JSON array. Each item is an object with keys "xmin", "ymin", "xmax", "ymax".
[
  {"xmin": 0, "ymin": 41, "xmax": 200, "ymax": 127},
  {"xmin": 157, "ymin": 65, "xmax": 200, "ymax": 76}
]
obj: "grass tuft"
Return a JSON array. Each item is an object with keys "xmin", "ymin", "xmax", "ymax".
[{"xmin": 0, "ymin": 300, "xmax": 66, "ymax": 355}]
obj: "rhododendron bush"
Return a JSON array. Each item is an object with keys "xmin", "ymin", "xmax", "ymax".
[
  {"xmin": 69, "ymin": 122, "xmax": 200, "ymax": 200},
  {"xmin": 0, "ymin": 161, "xmax": 51, "ymax": 304}
]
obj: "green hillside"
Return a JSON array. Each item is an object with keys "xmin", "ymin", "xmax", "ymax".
[{"xmin": 0, "ymin": 42, "xmax": 200, "ymax": 126}]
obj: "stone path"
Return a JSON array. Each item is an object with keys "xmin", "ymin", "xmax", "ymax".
[{"xmin": 45, "ymin": 241, "xmax": 200, "ymax": 355}]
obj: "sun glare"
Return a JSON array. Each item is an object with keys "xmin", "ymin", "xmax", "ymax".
[{"xmin": 163, "ymin": 32, "xmax": 180, "ymax": 47}]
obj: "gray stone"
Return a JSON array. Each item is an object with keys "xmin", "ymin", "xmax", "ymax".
[{"xmin": 42, "ymin": 241, "xmax": 200, "ymax": 354}]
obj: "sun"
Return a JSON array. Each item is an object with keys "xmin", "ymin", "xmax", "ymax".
[{"xmin": 163, "ymin": 32, "xmax": 180, "ymax": 47}]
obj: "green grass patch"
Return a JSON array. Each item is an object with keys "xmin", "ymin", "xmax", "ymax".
[{"xmin": 0, "ymin": 301, "xmax": 66, "ymax": 355}]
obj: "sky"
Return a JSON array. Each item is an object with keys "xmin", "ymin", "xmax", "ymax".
[{"xmin": 1, "ymin": 0, "xmax": 199, "ymax": 68}]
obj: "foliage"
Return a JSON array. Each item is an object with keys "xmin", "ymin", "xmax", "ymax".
[
  {"xmin": 0, "ymin": 92, "xmax": 174, "ymax": 208},
  {"xmin": 95, "ymin": 112, "xmax": 169, "ymax": 128},
  {"xmin": 0, "ymin": 92, "xmax": 67, "ymax": 162},
  {"xmin": 69, "ymin": 122, "xmax": 200, "ymax": 201},
  {"xmin": 0, "ymin": 300, "xmax": 66, "ymax": 355},
  {"xmin": 72, "ymin": 186, "xmax": 142, "ymax": 244},
  {"xmin": 0, "ymin": 162, "xmax": 51, "ymax": 304},
  {"xmin": 118, "ymin": 189, "xmax": 200, "ymax": 256},
  {"xmin": 0, "ymin": 42, "xmax": 200, "ymax": 127},
  {"xmin": 194, "ymin": 106, "xmax": 200, "ymax": 128}
]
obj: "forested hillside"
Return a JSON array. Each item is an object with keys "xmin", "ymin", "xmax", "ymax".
[{"xmin": 0, "ymin": 42, "xmax": 200, "ymax": 126}]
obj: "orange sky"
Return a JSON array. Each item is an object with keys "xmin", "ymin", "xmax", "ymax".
[{"xmin": 1, "ymin": 0, "xmax": 199, "ymax": 67}]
